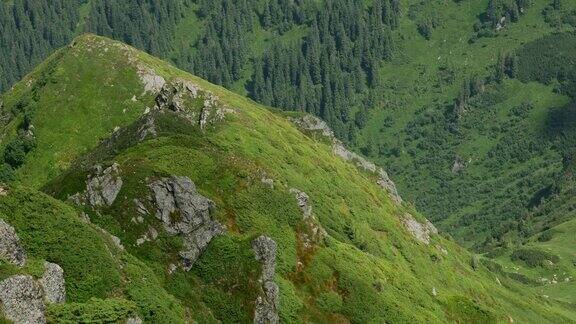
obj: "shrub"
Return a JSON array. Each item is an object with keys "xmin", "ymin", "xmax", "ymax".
[
  {"xmin": 316, "ymin": 291, "xmax": 343, "ymax": 313},
  {"xmin": 537, "ymin": 230, "xmax": 556, "ymax": 242},
  {"xmin": 3, "ymin": 135, "xmax": 36, "ymax": 168},
  {"xmin": 0, "ymin": 164, "xmax": 15, "ymax": 183},
  {"xmin": 511, "ymin": 248, "xmax": 560, "ymax": 268},
  {"xmin": 46, "ymin": 298, "xmax": 138, "ymax": 323}
]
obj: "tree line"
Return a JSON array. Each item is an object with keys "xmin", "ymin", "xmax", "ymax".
[{"xmin": 0, "ymin": 0, "xmax": 401, "ymax": 144}]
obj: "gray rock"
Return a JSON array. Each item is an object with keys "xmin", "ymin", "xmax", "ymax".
[
  {"xmin": 126, "ymin": 316, "xmax": 143, "ymax": 324},
  {"xmin": 136, "ymin": 226, "xmax": 159, "ymax": 246},
  {"xmin": 0, "ymin": 219, "xmax": 27, "ymax": 267},
  {"xmin": 134, "ymin": 199, "xmax": 149, "ymax": 216},
  {"xmin": 451, "ymin": 156, "xmax": 466, "ymax": 174},
  {"xmin": 137, "ymin": 64, "xmax": 166, "ymax": 94},
  {"xmin": 86, "ymin": 163, "xmax": 123, "ymax": 207},
  {"xmin": 39, "ymin": 262, "xmax": 66, "ymax": 304},
  {"xmin": 0, "ymin": 275, "xmax": 46, "ymax": 324},
  {"xmin": 252, "ymin": 236, "xmax": 277, "ymax": 282},
  {"xmin": 154, "ymin": 79, "xmax": 231, "ymax": 130},
  {"xmin": 260, "ymin": 175, "xmax": 274, "ymax": 189},
  {"xmin": 149, "ymin": 177, "xmax": 224, "ymax": 270},
  {"xmin": 402, "ymin": 214, "xmax": 437, "ymax": 245},
  {"xmin": 290, "ymin": 115, "xmax": 402, "ymax": 204},
  {"xmin": 289, "ymin": 188, "xmax": 313, "ymax": 220},
  {"xmin": 288, "ymin": 189, "xmax": 326, "ymax": 247},
  {"xmin": 137, "ymin": 114, "xmax": 158, "ymax": 141},
  {"xmin": 252, "ymin": 236, "xmax": 279, "ymax": 324}
]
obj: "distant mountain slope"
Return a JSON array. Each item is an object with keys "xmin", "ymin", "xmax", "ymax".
[{"xmin": 0, "ymin": 35, "xmax": 573, "ymax": 322}]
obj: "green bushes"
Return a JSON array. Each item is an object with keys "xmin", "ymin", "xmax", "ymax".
[
  {"xmin": 543, "ymin": 0, "xmax": 576, "ymax": 28},
  {"xmin": 0, "ymin": 187, "xmax": 122, "ymax": 302},
  {"xmin": 515, "ymin": 32, "xmax": 576, "ymax": 96},
  {"xmin": 443, "ymin": 296, "xmax": 497, "ymax": 323},
  {"xmin": 3, "ymin": 134, "xmax": 36, "ymax": 168},
  {"xmin": 538, "ymin": 229, "xmax": 557, "ymax": 242},
  {"xmin": 511, "ymin": 248, "xmax": 560, "ymax": 268},
  {"xmin": 46, "ymin": 298, "xmax": 138, "ymax": 323},
  {"xmin": 0, "ymin": 164, "xmax": 15, "ymax": 183},
  {"xmin": 316, "ymin": 291, "xmax": 344, "ymax": 313}
]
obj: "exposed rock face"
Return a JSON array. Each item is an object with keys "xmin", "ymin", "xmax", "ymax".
[
  {"xmin": 154, "ymin": 79, "xmax": 232, "ymax": 130},
  {"xmin": 40, "ymin": 262, "xmax": 66, "ymax": 304},
  {"xmin": 0, "ymin": 275, "xmax": 46, "ymax": 324},
  {"xmin": 0, "ymin": 219, "xmax": 27, "ymax": 267},
  {"xmin": 402, "ymin": 213, "xmax": 438, "ymax": 245},
  {"xmin": 149, "ymin": 177, "xmax": 224, "ymax": 270},
  {"xmin": 137, "ymin": 64, "xmax": 166, "ymax": 94},
  {"xmin": 290, "ymin": 115, "xmax": 402, "ymax": 204},
  {"xmin": 289, "ymin": 188, "xmax": 313, "ymax": 220},
  {"xmin": 451, "ymin": 156, "xmax": 466, "ymax": 174},
  {"xmin": 289, "ymin": 188, "xmax": 326, "ymax": 248},
  {"xmin": 85, "ymin": 163, "xmax": 123, "ymax": 207},
  {"xmin": 137, "ymin": 114, "xmax": 158, "ymax": 141},
  {"xmin": 252, "ymin": 236, "xmax": 279, "ymax": 324},
  {"xmin": 136, "ymin": 226, "xmax": 158, "ymax": 246}
]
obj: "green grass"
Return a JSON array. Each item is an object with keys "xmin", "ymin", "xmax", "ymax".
[{"xmin": 1, "ymin": 34, "xmax": 575, "ymax": 322}]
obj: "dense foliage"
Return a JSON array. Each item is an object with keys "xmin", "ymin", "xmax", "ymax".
[
  {"xmin": 0, "ymin": 0, "xmax": 82, "ymax": 91},
  {"xmin": 0, "ymin": 0, "xmax": 400, "ymax": 142}
]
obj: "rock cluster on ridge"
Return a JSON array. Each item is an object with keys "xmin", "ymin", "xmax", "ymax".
[
  {"xmin": 290, "ymin": 114, "xmax": 402, "ymax": 204},
  {"xmin": 149, "ymin": 176, "xmax": 224, "ymax": 271},
  {"xmin": 70, "ymin": 163, "xmax": 123, "ymax": 207},
  {"xmin": 402, "ymin": 213, "xmax": 439, "ymax": 245},
  {"xmin": 153, "ymin": 79, "xmax": 233, "ymax": 130}
]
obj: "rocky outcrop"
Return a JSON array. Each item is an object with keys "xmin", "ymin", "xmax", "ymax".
[
  {"xmin": 0, "ymin": 219, "xmax": 27, "ymax": 267},
  {"xmin": 289, "ymin": 188, "xmax": 313, "ymax": 220},
  {"xmin": 260, "ymin": 173, "xmax": 274, "ymax": 189},
  {"xmin": 0, "ymin": 276, "xmax": 46, "ymax": 324},
  {"xmin": 289, "ymin": 188, "xmax": 326, "ymax": 248},
  {"xmin": 153, "ymin": 79, "xmax": 233, "ymax": 130},
  {"xmin": 451, "ymin": 156, "xmax": 467, "ymax": 174},
  {"xmin": 137, "ymin": 64, "xmax": 166, "ymax": 95},
  {"xmin": 402, "ymin": 213, "xmax": 438, "ymax": 245},
  {"xmin": 86, "ymin": 164, "xmax": 123, "ymax": 207},
  {"xmin": 0, "ymin": 230, "xmax": 67, "ymax": 322},
  {"xmin": 40, "ymin": 262, "xmax": 66, "ymax": 304},
  {"xmin": 290, "ymin": 115, "xmax": 402, "ymax": 204},
  {"xmin": 136, "ymin": 226, "xmax": 158, "ymax": 246},
  {"xmin": 252, "ymin": 236, "xmax": 279, "ymax": 324},
  {"xmin": 71, "ymin": 164, "xmax": 123, "ymax": 207},
  {"xmin": 137, "ymin": 114, "xmax": 158, "ymax": 141},
  {"xmin": 149, "ymin": 176, "xmax": 224, "ymax": 270}
]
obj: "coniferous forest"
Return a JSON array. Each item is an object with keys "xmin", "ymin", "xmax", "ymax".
[
  {"xmin": 0, "ymin": 0, "xmax": 399, "ymax": 141},
  {"xmin": 2, "ymin": 0, "xmax": 576, "ymax": 322}
]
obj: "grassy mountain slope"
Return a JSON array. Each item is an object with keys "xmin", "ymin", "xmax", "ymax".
[
  {"xmin": 354, "ymin": 0, "xmax": 576, "ymax": 247},
  {"xmin": 2, "ymin": 0, "xmax": 575, "ymax": 255},
  {"xmin": 0, "ymin": 34, "xmax": 573, "ymax": 322}
]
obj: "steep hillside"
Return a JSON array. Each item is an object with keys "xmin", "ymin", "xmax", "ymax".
[
  {"xmin": 361, "ymin": 0, "xmax": 576, "ymax": 246},
  {"xmin": 2, "ymin": 0, "xmax": 575, "ymax": 252},
  {"xmin": 0, "ymin": 35, "xmax": 573, "ymax": 323}
]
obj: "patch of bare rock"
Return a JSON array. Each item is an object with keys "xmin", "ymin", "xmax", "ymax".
[
  {"xmin": 252, "ymin": 236, "xmax": 280, "ymax": 324},
  {"xmin": 290, "ymin": 115, "xmax": 402, "ymax": 204}
]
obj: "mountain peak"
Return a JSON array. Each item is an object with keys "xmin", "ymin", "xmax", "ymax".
[{"xmin": 0, "ymin": 35, "xmax": 573, "ymax": 323}]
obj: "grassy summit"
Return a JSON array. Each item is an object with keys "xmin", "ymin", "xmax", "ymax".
[{"xmin": 0, "ymin": 34, "xmax": 574, "ymax": 322}]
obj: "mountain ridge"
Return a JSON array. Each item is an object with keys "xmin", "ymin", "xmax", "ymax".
[{"xmin": 0, "ymin": 34, "xmax": 573, "ymax": 323}]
